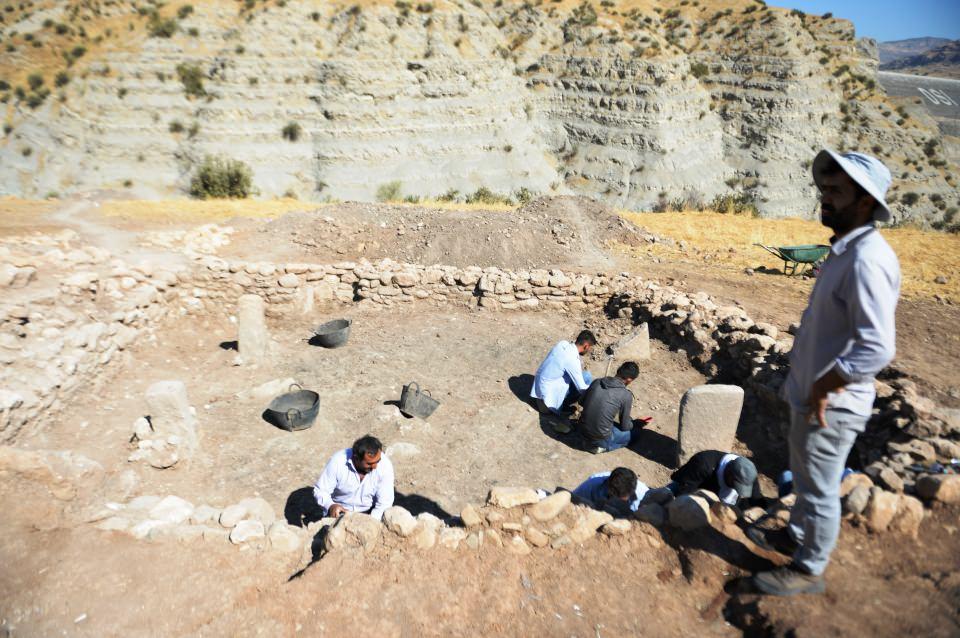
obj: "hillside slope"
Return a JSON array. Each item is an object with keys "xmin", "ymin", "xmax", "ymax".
[
  {"xmin": 881, "ymin": 40, "xmax": 960, "ymax": 80},
  {"xmin": 0, "ymin": 0, "xmax": 956, "ymax": 224}
]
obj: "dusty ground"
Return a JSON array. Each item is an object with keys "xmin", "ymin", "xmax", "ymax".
[{"xmin": 2, "ymin": 195, "xmax": 959, "ymax": 637}]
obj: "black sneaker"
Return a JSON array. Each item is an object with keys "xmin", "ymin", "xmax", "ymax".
[
  {"xmin": 753, "ymin": 565, "xmax": 825, "ymax": 596},
  {"xmin": 746, "ymin": 525, "xmax": 800, "ymax": 556}
]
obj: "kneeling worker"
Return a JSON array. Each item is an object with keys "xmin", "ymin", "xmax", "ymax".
[
  {"xmin": 579, "ymin": 361, "xmax": 651, "ymax": 454},
  {"xmin": 313, "ymin": 435, "xmax": 395, "ymax": 521},
  {"xmin": 645, "ymin": 449, "xmax": 761, "ymax": 508},
  {"xmin": 573, "ymin": 466, "xmax": 649, "ymax": 514},
  {"xmin": 530, "ymin": 330, "xmax": 597, "ymax": 433}
]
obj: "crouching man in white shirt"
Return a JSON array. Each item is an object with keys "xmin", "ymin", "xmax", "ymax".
[{"xmin": 313, "ymin": 435, "xmax": 395, "ymax": 521}]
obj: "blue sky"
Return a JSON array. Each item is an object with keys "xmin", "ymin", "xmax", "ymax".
[{"xmin": 771, "ymin": 1, "xmax": 960, "ymax": 42}]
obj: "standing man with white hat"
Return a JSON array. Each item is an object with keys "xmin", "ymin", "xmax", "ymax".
[{"xmin": 749, "ymin": 150, "xmax": 901, "ymax": 596}]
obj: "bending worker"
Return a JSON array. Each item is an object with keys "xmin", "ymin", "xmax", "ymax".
[{"xmin": 530, "ymin": 330, "xmax": 596, "ymax": 434}]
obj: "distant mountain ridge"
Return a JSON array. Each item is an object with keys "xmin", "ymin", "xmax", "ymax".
[
  {"xmin": 879, "ymin": 37, "xmax": 953, "ymax": 64},
  {"xmin": 880, "ymin": 40, "xmax": 960, "ymax": 80}
]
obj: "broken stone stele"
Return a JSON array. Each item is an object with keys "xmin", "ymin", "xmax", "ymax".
[
  {"xmin": 145, "ymin": 380, "xmax": 198, "ymax": 454},
  {"xmin": 611, "ymin": 322, "xmax": 651, "ymax": 362},
  {"xmin": 676, "ymin": 384, "xmax": 744, "ymax": 467}
]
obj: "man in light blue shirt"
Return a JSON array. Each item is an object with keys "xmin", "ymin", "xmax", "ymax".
[
  {"xmin": 751, "ymin": 150, "xmax": 901, "ymax": 597},
  {"xmin": 573, "ymin": 467, "xmax": 649, "ymax": 515},
  {"xmin": 530, "ymin": 330, "xmax": 596, "ymax": 433}
]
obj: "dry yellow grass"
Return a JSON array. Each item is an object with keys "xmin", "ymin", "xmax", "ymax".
[
  {"xmin": 98, "ymin": 198, "xmax": 320, "ymax": 222},
  {"xmin": 619, "ymin": 210, "xmax": 960, "ymax": 301}
]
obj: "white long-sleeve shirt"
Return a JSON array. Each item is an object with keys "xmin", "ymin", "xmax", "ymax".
[
  {"xmin": 530, "ymin": 340, "xmax": 590, "ymax": 411},
  {"xmin": 312, "ymin": 448, "xmax": 395, "ymax": 520},
  {"xmin": 784, "ymin": 224, "xmax": 900, "ymax": 419}
]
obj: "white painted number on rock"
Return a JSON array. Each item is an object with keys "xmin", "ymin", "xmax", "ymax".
[{"xmin": 917, "ymin": 88, "xmax": 958, "ymax": 106}]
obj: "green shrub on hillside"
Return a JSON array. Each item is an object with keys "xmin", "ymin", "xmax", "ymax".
[
  {"xmin": 189, "ymin": 156, "xmax": 253, "ymax": 199},
  {"xmin": 376, "ymin": 181, "xmax": 403, "ymax": 202},
  {"xmin": 176, "ymin": 63, "xmax": 205, "ymax": 98}
]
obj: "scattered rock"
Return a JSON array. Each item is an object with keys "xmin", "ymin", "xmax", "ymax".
[
  {"xmin": 864, "ymin": 487, "xmax": 899, "ymax": 533},
  {"xmin": 601, "ymin": 519, "xmax": 632, "ymax": 536},
  {"xmin": 667, "ymin": 494, "xmax": 712, "ymax": 531},
  {"xmin": 385, "ymin": 442, "xmax": 421, "ymax": 458},
  {"xmin": 487, "ymin": 487, "xmax": 540, "ymax": 509},
  {"xmin": 148, "ymin": 495, "xmax": 195, "ymax": 525},
  {"xmin": 506, "ymin": 535, "xmax": 532, "ymax": 555},
  {"xmin": 267, "ymin": 522, "xmax": 303, "ymax": 552},
  {"xmin": 0, "ymin": 446, "xmax": 104, "ymax": 500},
  {"xmin": 528, "ymin": 490, "xmax": 571, "ymax": 522},
  {"xmin": 635, "ymin": 502, "xmax": 666, "ymax": 527},
  {"xmin": 890, "ymin": 495, "xmax": 924, "ymax": 539},
  {"xmin": 219, "ymin": 504, "xmax": 248, "ymax": 528},
  {"xmin": 842, "ymin": 484, "xmax": 871, "ymax": 516},
  {"xmin": 383, "ymin": 506, "xmax": 418, "ymax": 537},
  {"xmin": 916, "ymin": 474, "xmax": 960, "ymax": 504},
  {"xmin": 569, "ymin": 509, "xmax": 614, "ymax": 542},
  {"xmin": 238, "ymin": 497, "xmax": 275, "ymax": 525},
  {"xmin": 524, "ymin": 526, "xmax": 549, "ymax": 547},
  {"xmin": 460, "ymin": 503, "xmax": 483, "ymax": 527},
  {"xmin": 230, "ymin": 520, "xmax": 265, "ymax": 544},
  {"xmin": 438, "ymin": 527, "xmax": 466, "ymax": 549}
]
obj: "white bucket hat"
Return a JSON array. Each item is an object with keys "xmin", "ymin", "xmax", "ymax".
[{"xmin": 812, "ymin": 149, "xmax": 893, "ymax": 223}]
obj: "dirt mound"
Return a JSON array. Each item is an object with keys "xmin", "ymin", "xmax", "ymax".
[{"xmin": 222, "ymin": 196, "xmax": 645, "ymax": 271}]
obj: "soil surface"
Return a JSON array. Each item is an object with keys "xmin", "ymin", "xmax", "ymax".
[{"xmin": 2, "ymin": 196, "xmax": 959, "ymax": 637}]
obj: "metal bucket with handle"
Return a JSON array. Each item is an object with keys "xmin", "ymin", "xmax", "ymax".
[
  {"xmin": 399, "ymin": 381, "xmax": 440, "ymax": 419},
  {"xmin": 265, "ymin": 383, "xmax": 320, "ymax": 431}
]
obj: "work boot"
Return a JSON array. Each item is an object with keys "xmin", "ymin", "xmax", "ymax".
[
  {"xmin": 589, "ymin": 446, "xmax": 605, "ymax": 455},
  {"xmin": 753, "ymin": 564, "xmax": 825, "ymax": 596},
  {"xmin": 746, "ymin": 525, "xmax": 801, "ymax": 556},
  {"xmin": 548, "ymin": 413, "xmax": 572, "ymax": 435}
]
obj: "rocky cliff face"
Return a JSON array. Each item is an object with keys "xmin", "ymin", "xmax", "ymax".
[{"xmin": 0, "ymin": 0, "xmax": 956, "ymax": 224}]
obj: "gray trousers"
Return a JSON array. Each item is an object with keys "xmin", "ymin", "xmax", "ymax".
[{"xmin": 787, "ymin": 407, "xmax": 866, "ymax": 576}]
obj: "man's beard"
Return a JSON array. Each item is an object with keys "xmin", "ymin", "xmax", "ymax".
[{"xmin": 821, "ymin": 204, "xmax": 856, "ymax": 235}]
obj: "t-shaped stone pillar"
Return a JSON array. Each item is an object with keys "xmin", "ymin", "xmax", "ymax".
[{"xmin": 676, "ymin": 384, "xmax": 744, "ymax": 467}]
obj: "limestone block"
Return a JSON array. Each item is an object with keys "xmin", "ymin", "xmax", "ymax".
[
  {"xmin": 677, "ymin": 385, "xmax": 744, "ymax": 467},
  {"xmin": 890, "ymin": 495, "xmax": 924, "ymax": 538},
  {"xmin": 601, "ymin": 519, "xmax": 632, "ymax": 536},
  {"xmin": 839, "ymin": 472, "xmax": 873, "ymax": 497},
  {"xmin": 238, "ymin": 497, "xmax": 275, "ymax": 525},
  {"xmin": 525, "ymin": 526, "xmax": 549, "ymax": 547},
  {"xmin": 219, "ymin": 504, "xmax": 246, "ymax": 528},
  {"xmin": 237, "ymin": 294, "xmax": 269, "ymax": 363},
  {"xmin": 506, "ymin": 535, "xmax": 532, "ymax": 555},
  {"xmin": 460, "ymin": 504, "xmax": 483, "ymax": 527},
  {"xmin": 278, "ymin": 273, "xmax": 300, "ymax": 288},
  {"xmin": 864, "ymin": 487, "xmax": 899, "ymax": 532},
  {"xmin": 144, "ymin": 381, "xmax": 198, "ymax": 455},
  {"xmin": 842, "ymin": 484, "xmax": 871, "ymax": 516},
  {"xmin": 268, "ymin": 522, "xmax": 304, "ymax": 552},
  {"xmin": 230, "ymin": 520, "xmax": 265, "ymax": 544},
  {"xmin": 484, "ymin": 529, "xmax": 503, "ymax": 548},
  {"xmin": 528, "ymin": 490, "xmax": 570, "ymax": 522},
  {"xmin": 438, "ymin": 528, "xmax": 466, "ymax": 549},
  {"xmin": 667, "ymin": 494, "xmax": 712, "ymax": 531},
  {"xmin": 383, "ymin": 506, "xmax": 418, "ymax": 537},
  {"xmin": 487, "ymin": 487, "xmax": 540, "ymax": 509},
  {"xmin": 635, "ymin": 503, "xmax": 666, "ymax": 527},
  {"xmin": 569, "ymin": 509, "xmax": 614, "ymax": 542},
  {"xmin": 148, "ymin": 495, "xmax": 195, "ymax": 525},
  {"xmin": 916, "ymin": 474, "xmax": 960, "ymax": 504}
]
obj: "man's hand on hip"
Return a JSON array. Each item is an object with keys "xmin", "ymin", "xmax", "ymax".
[{"xmin": 807, "ymin": 368, "xmax": 847, "ymax": 428}]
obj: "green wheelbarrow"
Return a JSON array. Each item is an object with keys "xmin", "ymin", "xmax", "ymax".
[{"xmin": 754, "ymin": 243, "xmax": 830, "ymax": 276}]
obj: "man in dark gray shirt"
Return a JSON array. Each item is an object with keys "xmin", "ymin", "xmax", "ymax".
[{"xmin": 578, "ymin": 362, "xmax": 650, "ymax": 454}]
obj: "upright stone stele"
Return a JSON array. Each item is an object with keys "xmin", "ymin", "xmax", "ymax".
[
  {"xmin": 238, "ymin": 294, "xmax": 268, "ymax": 364},
  {"xmin": 676, "ymin": 384, "xmax": 744, "ymax": 467}
]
